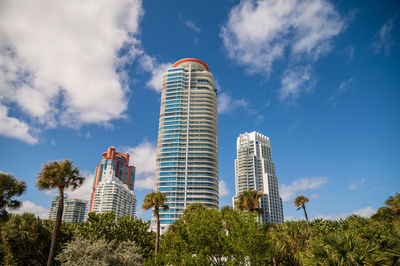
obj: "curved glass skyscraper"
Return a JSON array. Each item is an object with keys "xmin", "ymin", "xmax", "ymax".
[{"xmin": 155, "ymin": 58, "xmax": 218, "ymax": 231}]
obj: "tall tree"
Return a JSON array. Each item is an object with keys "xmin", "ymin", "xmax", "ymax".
[
  {"xmin": 0, "ymin": 213, "xmax": 50, "ymax": 266},
  {"xmin": 142, "ymin": 191, "xmax": 168, "ymax": 258},
  {"xmin": 385, "ymin": 192, "xmax": 400, "ymax": 217},
  {"xmin": 0, "ymin": 173, "xmax": 26, "ymax": 221},
  {"xmin": 235, "ymin": 190, "xmax": 262, "ymax": 213},
  {"xmin": 36, "ymin": 160, "xmax": 84, "ymax": 266},
  {"xmin": 294, "ymin": 195, "xmax": 310, "ymax": 228}
]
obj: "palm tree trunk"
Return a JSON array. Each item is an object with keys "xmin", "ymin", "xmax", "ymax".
[
  {"xmin": 302, "ymin": 205, "xmax": 310, "ymax": 229},
  {"xmin": 47, "ymin": 188, "xmax": 64, "ymax": 266},
  {"xmin": 155, "ymin": 207, "xmax": 160, "ymax": 259}
]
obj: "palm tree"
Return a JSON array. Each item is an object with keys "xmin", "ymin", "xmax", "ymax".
[
  {"xmin": 0, "ymin": 173, "xmax": 26, "ymax": 221},
  {"xmin": 142, "ymin": 191, "xmax": 169, "ymax": 258},
  {"xmin": 385, "ymin": 192, "xmax": 400, "ymax": 217},
  {"xmin": 308, "ymin": 231, "xmax": 384, "ymax": 265},
  {"xmin": 294, "ymin": 195, "xmax": 310, "ymax": 228},
  {"xmin": 36, "ymin": 160, "xmax": 84, "ymax": 266},
  {"xmin": 235, "ymin": 190, "xmax": 262, "ymax": 213}
]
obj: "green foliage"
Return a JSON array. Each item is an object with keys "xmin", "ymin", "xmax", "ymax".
[
  {"xmin": 371, "ymin": 192, "xmax": 400, "ymax": 221},
  {"xmin": 235, "ymin": 190, "xmax": 262, "ymax": 213},
  {"xmin": 0, "ymin": 173, "xmax": 26, "ymax": 221},
  {"xmin": 79, "ymin": 212, "xmax": 155, "ymax": 259},
  {"xmin": 142, "ymin": 191, "xmax": 169, "ymax": 213},
  {"xmin": 142, "ymin": 191, "xmax": 168, "ymax": 258},
  {"xmin": 36, "ymin": 159, "xmax": 84, "ymax": 266},
  {"xmin": 385, "ymin": 192, "xmax": 400, "ymax": 217},
  {"xmin": 159, "ymin": 206, "xmax": 271, "ymax": 265},
  {"xmin": 0, "ymin": 213, "xmax": 50, "ymax": 266},
  {"xmin": 269, "ymin": 221, "xmax": 310, "ymax": 265},
  {"xmin": 159, "ymin": 207, "xmax": 226, "ymax": 265},
  {"xmin": 56, "ymin": 234, "xmax": 142, "ymax": 266},
  {"xmin": 307, "ymin": 231, "xmax": 384, "ymax": 265},
  {"xmin": 222, "ymin": 207, "xmax": 271, "ymax": 265},
  {"xmin": 371, "ymin": 207, "xmax": 395, "ymax": 221},
  {"xmin": 294, "ymin": 195, "xmax": 311, "ymax": 227},
  {"xmin": 80, "ymin": 212, "xmax": 117, "ymax": 241},
  {"xmin": 36, "ymin": 160, "xmax": 84, "ymax": 191},
  {"xmin": 43, "ymin": 219, "xmax": 77, "ymax": 256},
  {"xmin": 115, "ymin": 215, "xmax": 155, "ymax": 258}
]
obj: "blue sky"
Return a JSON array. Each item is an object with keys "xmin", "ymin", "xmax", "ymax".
[{"xmin": 0, "ymin": 0, "xmax": 399, "ymax": 222}]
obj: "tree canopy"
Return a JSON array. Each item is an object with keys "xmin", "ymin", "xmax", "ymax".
[{"xmin": 0, "ymin": 173, "xmax": 26, "ymax": 221}]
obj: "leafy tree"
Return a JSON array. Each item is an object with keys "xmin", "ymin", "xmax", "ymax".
[
  {"xmin": 184, "ymin": 202, "xmax": 207, "ymax": 215},
  {"xmin": 36, "ymin": 160, "xmax": 84, "ymax": 266},
  {"xmin": 142, "ymin": 191, "xmax": 168, "ymax": 258},
  {"xmin": 43, "ymin": 219, "xmax": 78, "ymax": 258},
  {"xmin": 222, "ymin": 207, "xmax": 272, "ymax": 265},
  {"xmin": 220, "ymin": 205, "xmax": 233, "ymax": 216},
  {"xmin": 56, "ymin": 235, "xmax": 142, "ymax": 266},
  {"xmin": 235, "ymin": 190, "xmax": 262, "ymax": 213},
  {"xmin": 158, "ymin": 206, "xmax": 273, "ymax": 265},
  {"xmin": 115, "ymin": 215, "xmax": 155, "ymax": 259},
  {"xmin": 79, "ymin": 212, "xmax": 155, "ymax": 259},
  {"xmin": 79, "ymin": 212, "xmax": 117, "ymax": 241},
  {"xmin": 0, "ymin": 173, "xmax": 26, "ymax": 221},
  {"xmin": 0, "ymin": 213, "xmax": 50, "ymax": 265},
  {"xmin": 294, "ymin": 195, "xmax": 310, "ymax": 228},
  {"xmin": 159, "ymin": 206, "xmax": 226, "ymax": 265}
]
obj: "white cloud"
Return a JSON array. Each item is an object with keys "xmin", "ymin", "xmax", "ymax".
[
  {"xmin": 0, "ymin": 104, "xmax": 38, "ymax": 144},
  {"xmin": 135, "ymin": 175, "xmax": 155, "ymax": 191},
  {"xmin": 372, "ymin": 18, "xmax": 395, "ymax": 55},
  {"xmin": 353, "ymin": 206, "xmax": 375, "ymax": 218},
  {"xmin": 122, "ymin": 141, "xmax": 157, "ymax": 175},
  {"xmin": 139, "ymin": 54, "xmax": 172, "ymax": 92},
  {"xmin": 314, "ymin": 206, "xmax": 376, "ymax": 220},
  {"xmin": 280, "ymin": 66, "xmax": 312, "ymax": 100},
  {"xmin": 330, "ymin": 78, "xmax": 356, "ymax": 106},
  {"xmin": 50, "ymin": 139, "xmax": 56, "ymax": 146},
  {"xmin": 0, "ymin": 0, "xmax": 144, "ymax": 142},
  {"xmin": 66, "ymin": 171, "xmax": 94, "ymax": 201},
  {"xmin": 184, "ymin": 20, "xmax": 201, "ymax": 44},
  {"xmin": 121, "ymin": 140, "xmax": 157, "ymax": 190},
  {"xmin": 219, "ymin": 180, "xmax": 230, "ymax": 197},
  {"xmin": 218, "ymin": 92, "xmax": 249, "ymax": 114},
  {"xmin": 284, "ymin": 216, "xmax": 296, "ymax": 222},
  {"xmin": 280, "ymin": 176, "xmax": 328, "ymax": 202},
  {"xmin": 349, "ymin": 177, "xmax": 365, "ymax": 190},
  {"xmin": 8, "ymin": 200, "xmax": 49, "ymax": 219},
  {"xmin": 184, "ymin": 21, "xmax": 201, "ymax": 33},
  {"xmin": 221, "ymin": 0, "xmax": 344, "ymax": 99}
]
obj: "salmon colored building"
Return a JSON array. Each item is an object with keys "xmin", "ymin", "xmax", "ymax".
[{"xmin": 89, "ymin": 146, "xmax": 136, "ymax": 212}]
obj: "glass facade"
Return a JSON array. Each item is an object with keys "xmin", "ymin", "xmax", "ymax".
[
  {"xmin": 48, "ymin": 195, "xmax": 87, "ymax": 223},
  {"xmin": 155, "ymin": 59, "xmax": 219, "ymax": 230}
]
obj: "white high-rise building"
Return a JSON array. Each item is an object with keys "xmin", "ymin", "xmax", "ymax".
[
  {"xmin": 155, "ymin": 58, "xmax": 218, "ymax": 232},
  {"xmin": 233, "ymin": 131, "xmax": 284, "ymax": 224},
  {"xmin": 49, "ymin": 195, "xmax": 87, "ymax": 223},
  {"xmin": 91, "ymin": 164, "xmax": 136, "ymax": 217}
]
